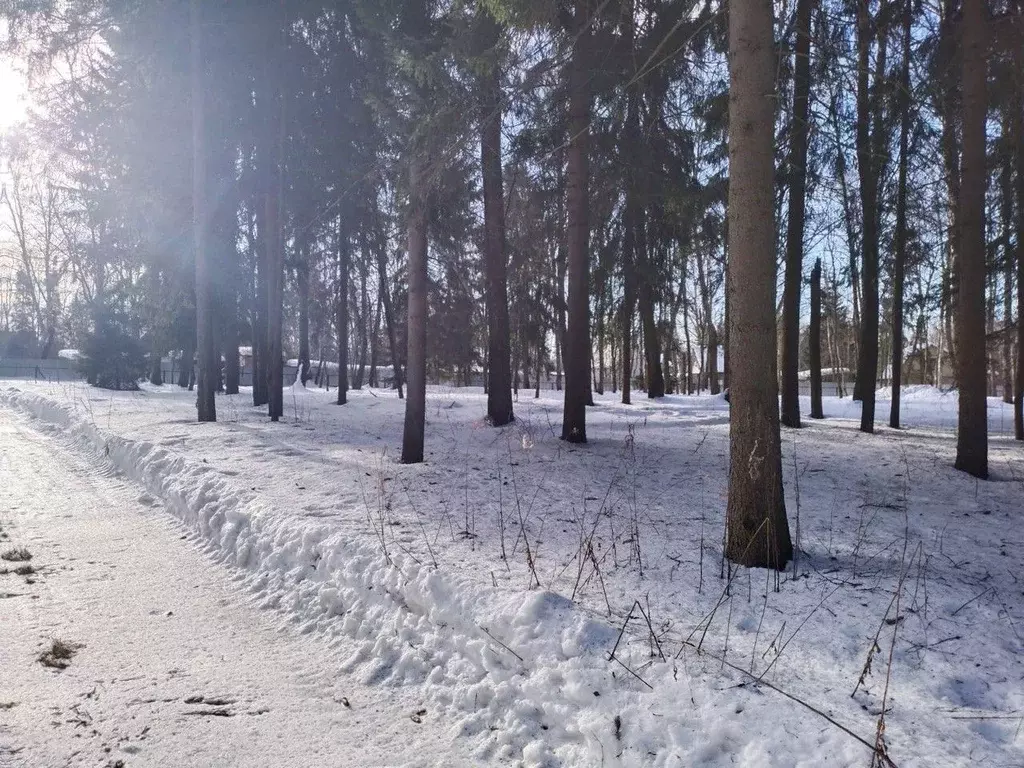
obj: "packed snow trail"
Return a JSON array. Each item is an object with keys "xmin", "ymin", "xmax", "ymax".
[{"xmin": 0, "ymin": 408, "xmax": 471, "ymax": 768}]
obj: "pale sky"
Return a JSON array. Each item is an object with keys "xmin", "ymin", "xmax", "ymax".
[{"xmin": 0, "ymin": 58, "xmax": 28, "ymax": 133}]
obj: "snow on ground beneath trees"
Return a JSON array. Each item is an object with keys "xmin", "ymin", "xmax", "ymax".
[{"xmin": 1, "ymin": 380, "xmax": 1021, "ymax": 767}]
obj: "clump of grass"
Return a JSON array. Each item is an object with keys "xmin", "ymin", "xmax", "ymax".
[
  {"xmin": 39, "ymin": 639, "xmax": 80, "ymax": 670},
  {"xmin": 0, "ymin": 702, "xmax": 17, "ymax": 710},
  {"xmin": 1, "ymin": 547, "xmax": 31, "ymax": 562},
  {"xmin": 14, "ymin": 564, "xmax": 36, "ymax": 576}
]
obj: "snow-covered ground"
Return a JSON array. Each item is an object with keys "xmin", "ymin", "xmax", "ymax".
[
  {"xmin": 0, "ymin": 406, "xmax": 472, "ymax": 768},
  {"xmin": 1, "ymin": 379, "xmax": 1021, "ymax": 767}
]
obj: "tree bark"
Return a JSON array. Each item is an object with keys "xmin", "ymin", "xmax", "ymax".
[
  {"xmin": 192, "ymin": 0, "xmax": 215, "ymax": 423},
  {"xmin": 955, "ymin": 0, "xmax": 988, "ymax": 477},
  {"xmin": 1015, "ymin": 1, "xmax": 1024, "ymax": 440},
  {"xmin": 561, "ymin": 0, "xmax": 592, "ymax": 444},
  {"xmin": 780, "ymin": 0, "xmax": 813, "ymax": 428},
  {"xmin": 725, "ymin": 0, "xmax": 793, "ymax": 570},
  {"xmin": 480, "ymin": 18, "xmax": 514, "ymax": 426},
  {"xmin": 890, "ymin": 0, "xmax": 911, "ymax": 429},
  {"xmin": 402, "ymin": 154, "xmax": 429, "ymax": 462}
]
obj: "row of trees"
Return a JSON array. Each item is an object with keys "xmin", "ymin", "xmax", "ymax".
[{"xmin": 3, "ymin": 0, "xmax": 1022, "ymax": 568}]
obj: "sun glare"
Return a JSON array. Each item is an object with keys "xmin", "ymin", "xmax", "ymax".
[{"xmin": 0, "ymin": 61, "xmax": 28, "ymax": 133}]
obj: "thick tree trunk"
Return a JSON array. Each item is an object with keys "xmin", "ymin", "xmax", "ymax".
[
  {"xmin": 480, "ymin": 26, "xmax": 514, "ymax": 426},
  {"xmin": 337, "ymin": 223, "xmax": 350, "ymax": 406},
  {"xmin": 192, "ymin": 0, "xmax": 215, "ymax": 422},
  {"xmin": 955, "ymin": 0, "xmax": 988, "ymax": 476},
  {"xmin": 780, "ymin": 0, "xmax": 813, "ymax": 428},
  {"xmin": 402, "ymin": 155, "xmax": 429, "ymax": 462},
  {"xmin": 561, "ymin": 0, "xmax": 591, "ymax": 443},
  {"xmin": 810, "ymin": 258, "xmax": 824, "ymax": 419},
  {"xmin": 1016, "ymin": 3, "xmax": 1024, "ymax": 440},
  {"xmin": 725, "ymin": 0, "xmax": 792, "ymax": 570},
  {"xmin": 890, "ymin": 0, "xmax": 911, "ymax": 429}
]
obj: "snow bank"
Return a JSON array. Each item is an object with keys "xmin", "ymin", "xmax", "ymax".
[{"xmin": 0, "ymin": 386, "xmax": 693, "ymax": 765}]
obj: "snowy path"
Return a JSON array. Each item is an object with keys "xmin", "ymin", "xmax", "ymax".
[{"xmin": 0, "ymin": 408, "xmax": 470, "ymax": 768}]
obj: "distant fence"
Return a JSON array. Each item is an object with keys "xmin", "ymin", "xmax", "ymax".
[{"xmin": 0, "ymin": 358, "xmax": 79, "ymax": 382}]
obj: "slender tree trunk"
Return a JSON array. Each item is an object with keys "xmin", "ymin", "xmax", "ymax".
[
  {"xmin": 639, "ymin": 281, "xmax": 664, "ymax": 396},
  {"xmin": 781, "ymin": 0, "xmax": 813, "ymax": 428},
  {"xmin": 402, "ymin": 155, "xmax": 429, "ymax": 462},
  {"xmin": 480, "ymin": 19, "xmax": 514, "ymax": 426},
  {"xmin": 265, "ymin": 107, "xmax": 284, "ymax": 422},
  {"xmin": 375, "ymin": 235, "xmax": 403, "ymax": 398},
  {"xmin": 150, "ymin": 340, "xmax": 164, "ymax": 386},
  {"xmin": 298, "ymin": 258, "xmax": 311, "ymax": 385},
  {"xmin": 223, "ymin": 322, "xmax": 239, "ymax": 395},
  {"xmin": 810, "ymin": 258, "xmax": 824, "ymax": 418},
  {"xmin": 535, "ymin": 337, "xmax": 543, "ymax": 398},
  {"xmin": 890, "ymin": 0, "xmax": 911, "ymax": 429},
  {"xmin": 192, "ymin": 0, "xmax": 215, "ymax": 422},
  {"xmin": 250, "ymin": 201, "xmax": 266, "ymax": 404},
  {"xmin": 214, "ymin": 195, "xmax": 239, "ymax": 395},
  {"xmin": 561, "ymin": 0, "xmax": 591, "ymax": 443},
  {"xmin": 179, "ymin": 341, "xmax": 193, "ymax": 388},
  {"xmin": 369, "ymin": 290, "xmax": 381, "ymax": 388},
  {"xmin": 694, "ymin": 248, "xmax": 718, "ymax": 394},
  {"xmin": 855, "ymin": 0, "xmax": 886, "ymax": 432},
  {"xmin": 682, "ymin": 248, "xmax": 694, "ymax": 394},
  {"xmin": 621, "ymin": 201, "xmax": 636, "ymax": 405},
  {"xmin": 354, "ymin": 246, "xmax": 370, "ymax": 389},
  {"xmin": 939, "ymin": 6, "xmax": 961, "ymax": 388},
  {"xmin": 1001, "ymin": 240, "xmax": 1012, "ymax": 405},
  {"xmin": 725, "ymin": 0, "xmax": 793, "ymax": 570},
  {"xmin": 706, "ymin": 325, "xmax": 719, "ymax": 395},
  {"xmin": 955, "ymin": 0, "xmax": 988, "ymax": 476},
  {"xmin": 337, "ymin": 221, "xmax": 350, "ymax": 406}
]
